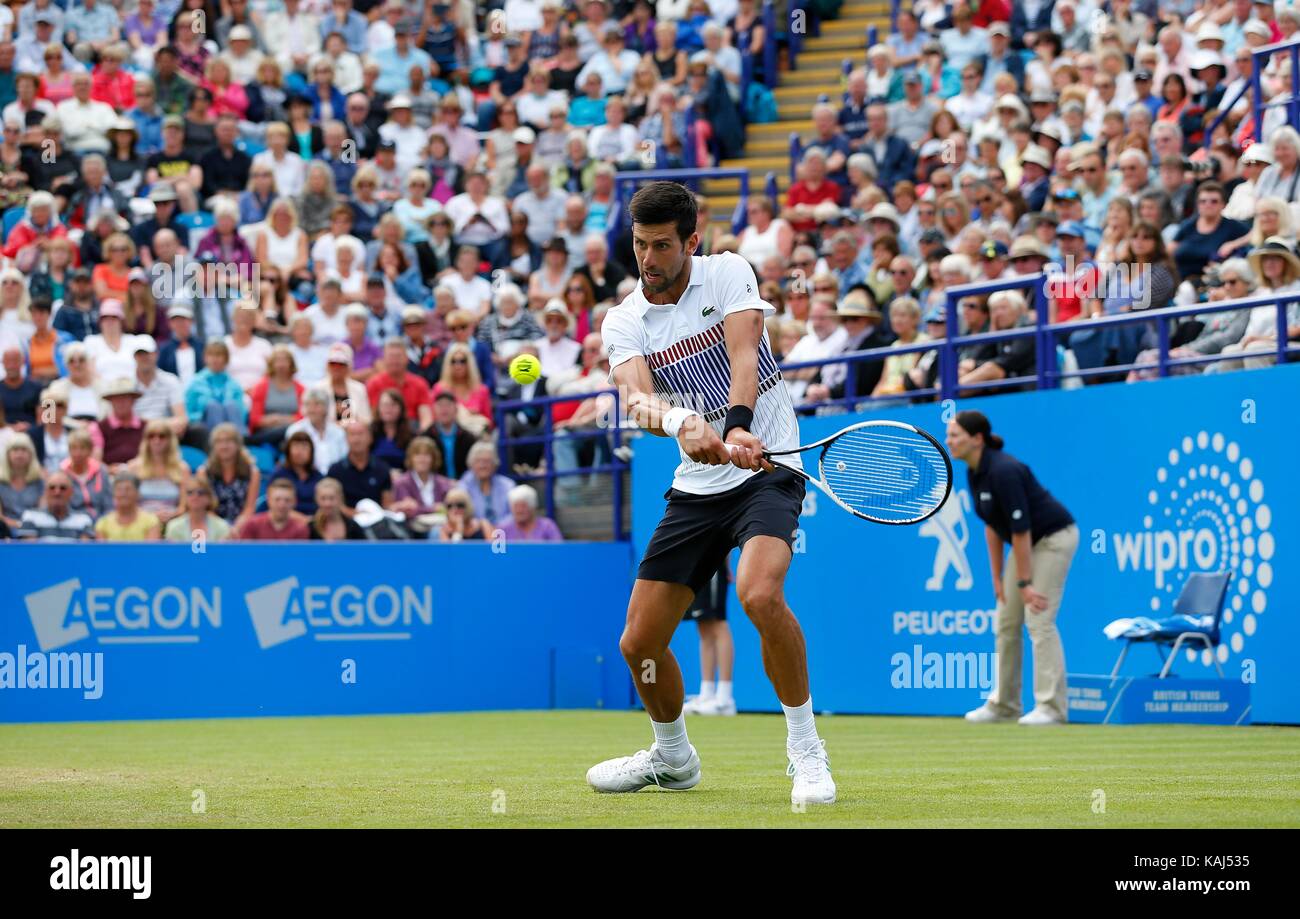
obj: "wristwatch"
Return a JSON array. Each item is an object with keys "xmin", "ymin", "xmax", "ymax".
[{"xmin": 1016, "ymin": 578, "xmax": 1032, "ymax": 589}]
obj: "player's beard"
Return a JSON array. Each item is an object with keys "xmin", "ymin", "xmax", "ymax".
[{"xmin": 640, "ymin": 256, "xmax": 684, "ymax": 295}]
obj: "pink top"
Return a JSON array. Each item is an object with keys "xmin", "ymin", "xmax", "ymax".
[{"xmin": 431, "ymin": 382, "xmax": 493, "ymax": 423}]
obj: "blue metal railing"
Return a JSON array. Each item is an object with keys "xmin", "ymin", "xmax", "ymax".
[
  {"xmin": 767, "ymin": 275, "xmax": 1297, "ymax": 415},
  {"xmin": 1251, "ymin": 37, "xmax": 1300, "ymax": 144},
  {"xmin": 494, "ymin": 387, "xmax": 628, "ymax": 541}
]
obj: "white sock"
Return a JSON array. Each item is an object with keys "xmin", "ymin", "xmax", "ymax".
[
  {"xmin": 715, "ymin": 680, "xmax": 733, "ymax": 704},
  {"xmin": 782, "ymin": 697, "xmax": 819, "ymax": 748},
  {"xmin": 651, "ymin": 715, "xmax": 691, "ymax": 767},
  {"xmin": 698, "ymin": 680, "xmax": 716, "ymax": 700}
]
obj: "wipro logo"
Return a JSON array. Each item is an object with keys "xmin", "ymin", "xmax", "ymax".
[
  {"xmin": 245, "ymin": 577, "xmax": 434, "ymax": 649},
  {"xmin": 24, "ymin": 579, "xmax": 222, "ymax": 652},
  {"xmin": 1111, "ymin": 432, "xmax": 1272, "ymax": 669}
]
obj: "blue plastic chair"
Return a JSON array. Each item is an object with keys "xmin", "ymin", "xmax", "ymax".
[
  {"xmin": 1109, "ymin": 571, "xmax": 1234, "ymax": 678},
  {"xmin": 2, "ymin": 206, "xmax": 24, "ymax": 238},
  {"xmin": 180, "ymin": 445, "xmax": 208, "ymax": 473},
  {"xmin": 247, "ymin": 444, "xmax": 278, "ymax": 475}
]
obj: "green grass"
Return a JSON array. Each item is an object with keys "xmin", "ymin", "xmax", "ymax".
[{"xmin": 1, "ymin": 711, "xmax": 1297, "ymax": 828}]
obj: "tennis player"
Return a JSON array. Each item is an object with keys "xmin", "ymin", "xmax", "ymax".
[{"xmin": 585, "ymin": 181, "xmax": 835, "ymax": 805}]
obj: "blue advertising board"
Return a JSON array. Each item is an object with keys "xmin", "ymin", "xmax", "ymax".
[
  {"xmin": 1066, "ymin": 675, "xmax": 1252, "ymax": 725},
  {"xmin": 0, "ymin": 543, "xmax": 635, "ymax": 722},
  {"xmin": 635, "ymin": 365, "xmax": 1300, "ymax": 724}
]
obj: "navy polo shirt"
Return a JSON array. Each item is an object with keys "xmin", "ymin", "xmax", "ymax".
[
  {"xmin": 967, "ymin": 447, "xmax": 1074, "ymax": 545},
  {"xmin": 327, "ymin": 455, "xmax": 393, "ymax": 508}
]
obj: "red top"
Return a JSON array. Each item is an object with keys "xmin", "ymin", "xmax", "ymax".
[
  {"xmin": 237, "ymin": 513, "xmax": 310, "ymax": 541},
  {"xmin": 248, "ymin": 378, "xmax": 306, "ymax": 431},
  {"xmin": 91, "ymin": 68, "xmax": 137, "ymax": 111},
  {"xmin": 367, "ymin": 371, "xmax": 431, "ymax": 419},
  {"xmin": 785, "ymin": 180, "xmax": 843, "ymax": 232}
]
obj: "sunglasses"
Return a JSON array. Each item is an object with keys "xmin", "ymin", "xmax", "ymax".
[
  {"xmin": 450, "ymin": 358, "xmax": 468, "ymax": 364},
  {"xmin": 48, "ymin": 484, "xmax": 71, "ymax": 491},
  {"xmin": 446, "ymin": 501, "xmax": 469, "ymax": 510}
]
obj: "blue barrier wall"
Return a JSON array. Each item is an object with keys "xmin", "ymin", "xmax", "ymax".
[
  {"xmin": 634, "ymin": 366, "xmax": 1300, "ymax": 724},
  {"xmin": 0, "ymin": 543, "xmax": 635, "ymax": 722}
]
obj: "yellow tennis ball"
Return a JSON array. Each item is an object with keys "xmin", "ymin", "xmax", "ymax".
[{"xmin": 510, "ymin": 353, "xmax": 541, "ymax": 384}]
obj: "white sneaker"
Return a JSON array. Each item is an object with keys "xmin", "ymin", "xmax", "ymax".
[
  {"xmin": 682, "ymin": 695, "xmax": 712, "ymax": 715},
  {"xmin": 1018, "ymin": 708, "xmax": 1065, "ymax": 726},
  {"xmin": 695, "ymin": 697, "xmax": 737, "ymax": 716},
  {"xmin": 586, "ymin": 744, "xmax": 702, "ymax": 793},
  {"xmin": 964, "ymin": 704, "xmax": 1016, "ymax": 723},
  {"xmin": 787, "ymin": 738, "xmax": 836, "ymax": 805}
]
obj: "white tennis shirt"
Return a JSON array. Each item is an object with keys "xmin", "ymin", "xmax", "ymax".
[{"xmin": 603, "ymin": 252, "xmax": 802, "ymax": 495}]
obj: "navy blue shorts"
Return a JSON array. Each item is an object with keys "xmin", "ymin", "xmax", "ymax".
[{"xmin": 639, "ymin": 468, "xmax": 805, "ymax": 596}]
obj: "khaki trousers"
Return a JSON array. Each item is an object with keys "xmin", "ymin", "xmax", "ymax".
[{"xmin": 987, "ymin": 524, "xmax": 1079, "ymax": 721}]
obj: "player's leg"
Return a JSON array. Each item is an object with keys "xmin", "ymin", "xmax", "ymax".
[
  {"xmin": 735, "ymin": 534, "xmax": 835, "ymax": 805},
  {"xmin": 620, "ymin": 578, "xmax": 694, "ymax": 721},
  {"xmin": 587, "ymin": 578, "xmax": 704, "ymax": 793}
]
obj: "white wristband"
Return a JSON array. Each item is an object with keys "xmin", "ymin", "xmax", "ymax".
[{"xmin": 662, "ymin": 407, "xmax": 698, "ymax": 438}]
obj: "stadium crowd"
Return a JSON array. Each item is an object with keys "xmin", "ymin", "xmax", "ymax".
[{"xmin": 1, "ymin": 0, "xmax": 1300, "ymax": 542}]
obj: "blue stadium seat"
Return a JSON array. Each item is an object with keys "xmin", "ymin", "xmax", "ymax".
[
  {"xmin": 2, "ymin": 206, "xmax": 23, "ymax": 238},
  {"xmin": 180, "ymin": 445, "xmax": 207, "ymax": 473},
  {"xmin": 1107, "ymin": 572, "xmax": 1234, "ymax": 679},
  {"xmin": 248, "ymin": 444, "xmax": 279, "ymax": 475}
]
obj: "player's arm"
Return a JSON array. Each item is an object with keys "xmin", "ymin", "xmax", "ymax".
[
  {"xmin": 722, "ymin": 309, "xmax": 774, "ymax": 472},
  {"xmin": 612, "ymin": 356, "xmax": 729, "ymax": 465}
]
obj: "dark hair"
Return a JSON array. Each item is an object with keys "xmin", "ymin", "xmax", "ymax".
[
  {"xmin": 955, "ymin": 410, "xmax": 1004, "ymax": 449},
  {"xmin": 629, "ymin": 181, "xmax": 697, "ymax": 243},
  {"xmin": 371, "ymin": 387, "xmax": 414, "ymax": 452},
  {"xmin": 283, "ymin": 429, "xmax": 316, "ymax": 472}
]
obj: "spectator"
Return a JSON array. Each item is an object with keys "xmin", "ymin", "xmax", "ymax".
[
  {"xmin": 444, "ymin": 172, "xmax": 510, "ymax": 272},
  {"xmin": 17, "ymin": 472, "xmax": 96, "ymax": 541},
  {"xmin": 369, "ymin": 387, "xmax": 414, "ymax": 469},
  {"xmin": 164, "ymin": 476, "xmax": 232, "ymax": 542},
  {"xmin": 31, "ymin": 387, "xmax": 73, "ymax": 473},
  {"xmin": 367, "ymin": 339, "xmax": 434, "ymax": 429},
  {"xmin": 327, "ymin": 420, "xmax": 393, "ymax": 512},
  {"xmin": 428, "ymin": 390, "xmax": 476, "ymax": 480},
  {"xmin": 500, "ymin": 483, "xmax": 563, "ymax": 541},
  {"xmin": 435, "ymin": 484, "xmax": 492, "ymax": 541},
  {"xmin": 309, "ymin": 476, "xmax": 365, "ymax": 539},
  {"xmin": 0, "ymin": 433, "xmax": 44, "ymax": 532},
  {"xmin": 90, "ymin": 377, "xmax": 146, "ymax": 473},
  {"xmin": 1253, "ymin": 127, "xmax": 1300, "ymax": 206},
  {"xmin": 197, "ymin": 422, "xmax": 260, "ymax": 528},
  {"xmin": 302, "ymin": 279, "xmax": 349, "ymax": 346},
  {"xmin": 806, "ymin": 291, "xmax": 892, "ymax": 403},
  {"xmin": 157, "ymin": 304, "xmax": 205, "ymax": 389},
  {"xmin": 1, "ymin": 344, "xmax": 41, "ymax": 430},
  {"xmin": 235, "ymin": 476, "xmax": 308, "ymax": 540},
  {"xmin": 874, "ymin": 297, "xmax": 930, "ymax": 396},
  {"xmin": 247, "ymin": 345, "xmax": 305, "ymax": 448},
  {"xmin": 286, "ymin": 387, "xmax": 349, "ymax": 474},
  {"xmin": 443, "ymin": 244, "xmax": 495, "ymax": 318},
  {"xmin": 390, "ymin": 434, "xmax": 454, "ymax": 523},
  {"xmin": 313, "ymin": 342, "xmax": 372, "ymax": 426},
  {"xmin": 960, "ymin": 289, "xmax": 1036, "ymax": 390},
  {"xmin": 184, "ymin": 340, "xmax": 246, "ymax": 436},
  {"xmin": 781, "ymin": 295, "xmax": 848, "ymax": 403},
  {"xmin": 269, "ymin": 429, "xmax": 325, "ymax": 515},
  {"xmin": 56, "ymin": 71, "xmax": 116, "ymax": 155},
  {"xmin": 126, "ymin": 419, "xmax": 188, "ymax": 524},
  {"xmin": 95, "ymin": 472, "xmax": 162, "ymax": 542},
  {"xmin": 737, "ymin": 196, "xmax": 794, "ymax": 268},
  {"xmin": 783, "ymin": 149, "xmax": 843, "ymax": 234},
  {"xmin": 432, "ymin": 341, "xmax": 493, "ymax": 435},
  {"xmin": 1170, "ymin": 181, "xmax": 1249, "ymax": 284},
  {"xmin": 60, "ymin": 429, "xmax": 113, "ymax": 520},
  {"xmin": 443, "ymin": 309, "xmax": 495, "ymax": 392}
]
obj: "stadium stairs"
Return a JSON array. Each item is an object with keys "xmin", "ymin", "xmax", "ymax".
[{"xmin": 703, "ymin": 0, "xmax": 893, "ymax": 230}]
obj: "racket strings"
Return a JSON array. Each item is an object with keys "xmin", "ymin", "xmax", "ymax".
[{"xmin": 819, "ymin": 429, "xmax": 950, "ymax": 523}]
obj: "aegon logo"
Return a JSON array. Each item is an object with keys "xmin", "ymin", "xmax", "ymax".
[
  {"xmin": 1112, "ymin": 432, "xmax": 1273, "ymax": 670},
  {"xmin": 24, "ymin": 579, "xmax": 221, "ymax": 652},
  {"xmin": 245, "ymin": 577, "xmax": 434, "ymax": 649}
]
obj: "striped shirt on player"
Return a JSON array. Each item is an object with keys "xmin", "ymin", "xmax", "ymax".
[{"xmin": 603, "ymin": 252, "xmax": 801, "ymax": 495}]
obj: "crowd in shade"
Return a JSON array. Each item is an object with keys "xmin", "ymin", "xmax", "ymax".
[{"xmin": 1, "ymin": 0, "xmax": 1299, "ymax": 541}]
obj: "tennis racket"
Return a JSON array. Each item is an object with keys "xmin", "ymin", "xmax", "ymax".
[{"xmin": 727, "ymin": 420, "xmax": 953, "ymax": 525}]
